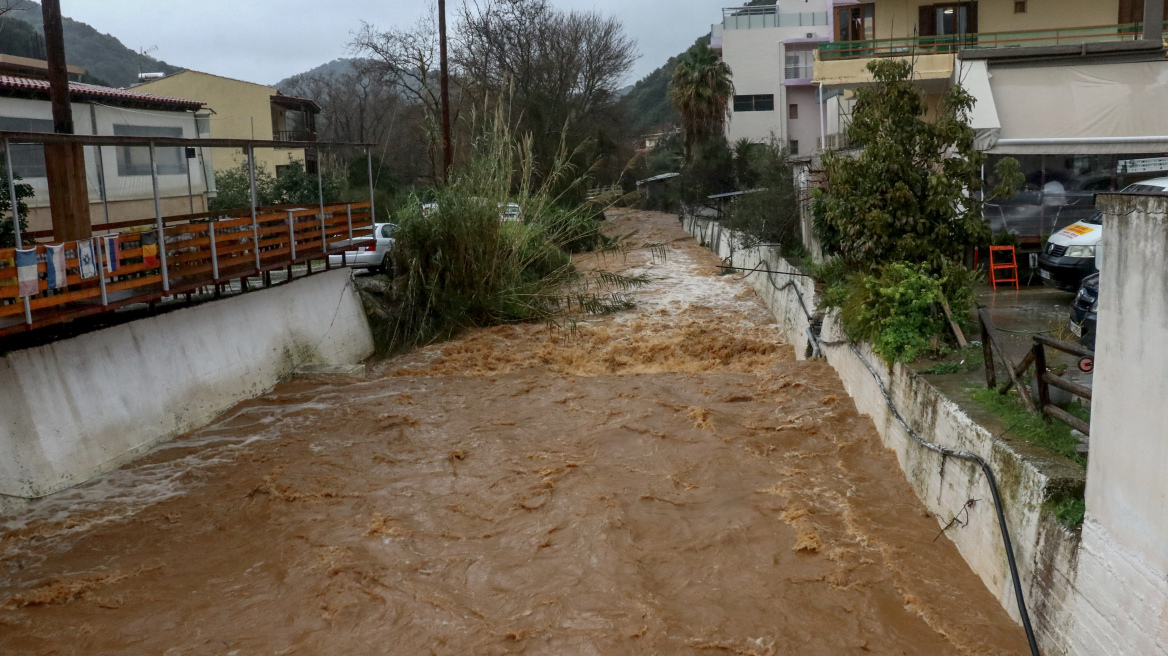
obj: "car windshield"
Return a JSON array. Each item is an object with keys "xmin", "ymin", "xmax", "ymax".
[
  {"xmin": 1084, "ymin": 212, "xmax": 1103, "ymax": 226},
  {"xmin": 381, "ymin": 225, "xmax": 395, "ymax": 238}
]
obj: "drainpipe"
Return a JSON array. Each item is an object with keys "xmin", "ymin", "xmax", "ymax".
[
  {"xmin": 1145, "ymin": 0, "xmax": 1165, "ymax": 42},
  {"xmin": 818, "ymin": 83, "xmax": 827, "ymax": 152}
]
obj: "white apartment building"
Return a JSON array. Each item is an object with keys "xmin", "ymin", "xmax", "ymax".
[{"xmin": 712, "ymin": 2, "xmax": 832, "ymax": 156}]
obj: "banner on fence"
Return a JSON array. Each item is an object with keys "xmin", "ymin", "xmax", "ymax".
[{"xmin": 16, "ymin": 248, "xmax": 37, "ymax": 297}]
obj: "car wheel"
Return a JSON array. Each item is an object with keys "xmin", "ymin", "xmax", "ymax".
[{"xmin": 379, "ymin": 253, "xmax": 393, "ymax": 275}]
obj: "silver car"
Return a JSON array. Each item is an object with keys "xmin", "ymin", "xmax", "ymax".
[{"xmin": 329, "ymin": 223, "xmax": 397, "ymax": 272}]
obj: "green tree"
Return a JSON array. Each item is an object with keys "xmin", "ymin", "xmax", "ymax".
[
  {"xmin": 723, "ymin": 139, "xmax": 801, "ymax": 252},
  {"xmin": 208, "ymin": 159, "xmax": 346, "ymax": 212},
  {"xmin": 815, "ymin": 59, "xmax": 1021, "ymax": 272},
  {"xmin": 670, "ymin": 43, "xmax": 733, "ymax": 163},
  {"xmin": 0, "ymin": 159, "xmax": 33, "ymax": 248}
]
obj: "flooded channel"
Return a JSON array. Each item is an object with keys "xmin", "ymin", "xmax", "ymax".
[{"xmin": 0, "ymin": 210, "xmax": 1030, "ymax": 654}]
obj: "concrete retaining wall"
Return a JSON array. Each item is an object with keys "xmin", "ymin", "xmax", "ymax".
[
  {"xmin": 684, "ymin": 214, "xmax": 1083, "ymax": 654},
  {"xmin": 0, "ymin": 269, "xmax": 374, "ymax": 501},
  {"xmin": 1064, "ymin": 194, "xmax": 1168, "ymax": 655}
]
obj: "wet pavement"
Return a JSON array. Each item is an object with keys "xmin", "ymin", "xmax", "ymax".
[{"xmin": 0, "ymin": 210, "xmax": 1030, "ymax": 654}]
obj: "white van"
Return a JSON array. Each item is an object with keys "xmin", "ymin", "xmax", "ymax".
[{"xmin": 1037, "ymin": 176, "xmax": 1168, "ymax": 291}]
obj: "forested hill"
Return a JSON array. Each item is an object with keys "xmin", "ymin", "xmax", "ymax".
[
  {"xmin": 619, "ymin": 35, "xmax": 710, "ymax": 135},
  {"xmin": 0, "ymin": 2, "xmax": 180, "ymax": 87}
]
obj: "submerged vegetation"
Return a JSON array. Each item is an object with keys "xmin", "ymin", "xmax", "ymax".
[{"xmin": 370, "ymin": 111, "xmax": 659, "ymax": 354}]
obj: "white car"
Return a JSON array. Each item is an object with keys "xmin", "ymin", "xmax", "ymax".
[
  {"xmin": 329, "ymin": 223, "xmax": 397, "ymax": 272},
  {"xmin": 420, "ymin": 202, "xmax": 523, "ymax": 221},
  {"xmin": 1038, "ymin": 176, "xmax": 1168, "ymax": 291}
]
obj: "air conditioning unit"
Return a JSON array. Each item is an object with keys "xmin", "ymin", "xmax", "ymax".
[{"xmin": 806, "ymin": 32, "xmax": 815, "ymax": 38}]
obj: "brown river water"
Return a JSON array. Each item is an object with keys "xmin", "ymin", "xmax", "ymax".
[{"xmin": 0, "ymin": 210, "xmax": 1029, "ymax": 654}]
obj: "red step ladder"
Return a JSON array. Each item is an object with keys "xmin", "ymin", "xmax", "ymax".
[{"xmin": 989, "ymin": 245, "xmax": 1020, "ymax": 291}]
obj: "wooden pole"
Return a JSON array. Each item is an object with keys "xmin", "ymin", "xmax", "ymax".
[
  {"xmin": 41, "ymin": 0, "xmax": 92, "ymax": 242},
  {"xmin": 438, "ymin": 0, "xmax": 453, "ymax": 181}
]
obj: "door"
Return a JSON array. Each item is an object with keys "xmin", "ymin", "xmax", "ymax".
[
  {"xmin": 1119, "ymin": 0, "xmax": 1168, "ymax": 25},
  {"xmin": 919, "ymin": 3, "xmax": 978, "ymax": 50},
  {"xmin": 836, "ymin": 3, "xmax": 875, "ymax": 42}
]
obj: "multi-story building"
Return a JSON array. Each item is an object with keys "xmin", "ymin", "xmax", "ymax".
[
  {"xmin": 0, "ymin": 56, "xmax": 211, "ymax": 233},
  {"xmin": 134, "ymin": 70, "xmax": 320, "ymax": 178},
  {"xmin": 712, "ymin": 2, "xmax": 832, "ymax": 156},
  {"xmin": 811, "ymin": 0, "xmax": 1168, "ymax": 241}
]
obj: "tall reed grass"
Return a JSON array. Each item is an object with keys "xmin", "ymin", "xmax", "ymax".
[{"xmin": 374, "ymin": 110, "xmax": 658, "ymax": 353}]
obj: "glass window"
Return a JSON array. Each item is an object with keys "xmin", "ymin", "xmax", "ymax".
[
  {"xmin": 936, "ymin": 5, "xmax": 969, "ymax": 35},
  {"xmin": 789, "ymin": 140, "xmax": 799, "ymax": 155},
  {"xmin": 837, "ymin": 4, "xmax": 875, "ymax": 41},
  {"xmin": 0, "ymin": 116, "xmax": 53, "ymax": 179},
  {"xmin": 733, "ymin": 95, "xmax": 774, "ymax": 112},
  {"xmin": 784, "ymin": 51, "xmax": 813, "ymax": 79},
  {"xmin": 381, "ymin": 224, "xmax": 395, "ymax": 239},
  {"xmin": 788, "ymin": 103, "xmax": 799, "ymax": 120},
  {"xmin": 113, "ymin": 124, "xmax": 186, "ymax": 177}
]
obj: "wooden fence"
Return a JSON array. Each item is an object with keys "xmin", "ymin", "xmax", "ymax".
[{"xmin": 0, "ymin": 202, "xmax": 374, "ymax": 339}]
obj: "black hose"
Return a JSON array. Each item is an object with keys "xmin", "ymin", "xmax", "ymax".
[{"xmin": 720, "ymin": 249, "xmax": 1043, "ymax": 656}]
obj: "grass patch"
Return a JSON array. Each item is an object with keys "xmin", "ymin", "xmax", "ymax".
[
  {"xmin": 969, "ymin": 388, "xmax": 1089, "ymax": 466},
  {"xmin": 1046, "ymin": 495, "xmax": 1086, "ymax": 528},
  {"xmin": 920, "ymin": 345, "xmax": 985, "ymax": 375}
]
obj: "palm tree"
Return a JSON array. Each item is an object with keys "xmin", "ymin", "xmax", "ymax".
[{"xmin": 670, "ymin": 43, "xmax": 734, "ymax": 163}]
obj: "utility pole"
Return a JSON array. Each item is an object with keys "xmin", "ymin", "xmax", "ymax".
[
  {"xmin": 438, "ymin": 0, "xmax": 453, "ymax": 182},
  {"xmin": 42, "ymin": 0, "xmax": 92, "ymax": 241}
]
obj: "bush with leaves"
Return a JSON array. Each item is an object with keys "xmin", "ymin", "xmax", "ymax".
[
  {"xmin": 832, "ymin": 263, "xmax": 949, "ymax": 364},
  {"xmin": 209, "ymin": 158, "xmax": 347, "ymax": 212},
  {"xmin": 722, "ymin": 138, "xmax": 801, "ymax": 252},
  {"xmin": 0, "ymin": 160, "xmax": 32, "ymax": 248}
]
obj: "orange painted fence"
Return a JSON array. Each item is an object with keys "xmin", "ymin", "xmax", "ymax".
[{"xmin": 0, "ymin": 202, "xmax": 374, "ymax": 339}]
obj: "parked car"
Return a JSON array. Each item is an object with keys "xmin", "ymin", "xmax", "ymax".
[
  {"xmin": 1037, "ymin": 177, "xmax": 1168, "ymax": 291},
  {"xmin": 328, "ymin": 223, "xmax": 397, "ymax": 272},
  {"xmin": 1069, "ymin": 272, "xmax": 1099, "ymax": 351},
  {"xmin": 421, "ymin": 201, "xmax": 523, "ymax": 221}
]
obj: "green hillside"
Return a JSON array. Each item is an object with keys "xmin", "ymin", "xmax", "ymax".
[
  {"xmin": 0, "ymin": 2, "xmax": 180, "ymax": 87},
  {"xmin": 619, "ymin": 35, "xmax": 711, "ymax": 135}
]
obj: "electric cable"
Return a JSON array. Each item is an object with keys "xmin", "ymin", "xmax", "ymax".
[{"xmin": 719, "ymin": 247, "xmax": 1043, "ymax": 656}]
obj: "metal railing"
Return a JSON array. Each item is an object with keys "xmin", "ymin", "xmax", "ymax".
[
  {"xmin": 818, "ymin": 22, "xmax": 1160, "ymax": 61},
  {"xmin": 0, "ymin": 202, "xmax": 374, "ymax": 339},
  {"xmin": 273, "ymin": 129, "xmax": 317, "ymax": 143},
  {"xmin": 722, "ymin": 6, "xmax": 828, "ymax": 30}
]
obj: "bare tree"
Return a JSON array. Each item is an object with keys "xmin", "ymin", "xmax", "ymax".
[
  {"xmin": 351, "ymin": 4, "xmax": 466, "ymax": 182},
  {"xmin": 0, "ymin": 1, "xmax": 30, "ymax": 18},
  {"xmin": 282, "ymin": 61, "xmax": 401, "ymax": 146},
  {"xmin": 455, "ymin": 0, "xmax": 637, "ymax": 175}
]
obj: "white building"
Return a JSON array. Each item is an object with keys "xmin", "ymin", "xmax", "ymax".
[
  {"xmin": 712, "ymin": 2, "xmax": 832, "ymax": 156},
  {"xmin": 0, "ymin": 56, "xmax": 211, "ymax": 234}
]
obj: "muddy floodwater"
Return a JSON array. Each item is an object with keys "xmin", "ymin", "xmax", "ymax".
[{"xmin": 0, "ymin": 210, "xmax": 1030, "ymax": 654}]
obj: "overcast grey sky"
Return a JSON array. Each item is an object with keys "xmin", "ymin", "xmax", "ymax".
[{"xmin": 61, "ymin": 0, "xmax": 727, "ymax": 87}]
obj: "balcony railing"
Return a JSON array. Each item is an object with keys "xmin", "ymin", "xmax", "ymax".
[
  {"xmin": 273, "ymin": 129, "xmax": 316, "ymax": 143},
  {"xmin": 818, "ymin": 22, "xmax": 1160, "ymax": 61},
  {"xmin": 722, "ymin": 6, "xmax": 828, "ymax": 30}
]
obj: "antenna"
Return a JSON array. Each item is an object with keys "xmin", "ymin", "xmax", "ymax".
[{"xmin": 139, "ymin": 45, "xmax": 158, "ymax": 75}]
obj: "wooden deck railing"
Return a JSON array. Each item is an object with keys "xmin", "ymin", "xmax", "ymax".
[{"xmin": 0, "ymin": 202, "xmax": 374, "ymax": 339}]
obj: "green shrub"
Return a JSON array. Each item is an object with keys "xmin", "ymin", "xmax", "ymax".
[{"xmin": 837, "ymin": 263, "xmax": 948, "ymax": 363}]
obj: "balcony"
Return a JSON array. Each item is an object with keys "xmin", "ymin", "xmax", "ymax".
[
  {"xmin": 273, "ymin": 129, "xmax": 316, "ymax": 143},
  {"xmin": 817, "ymin": 22, "xmax": 1154, "ymax": 62},
  {"xmin": 722, "ymin": 6, "xmax": 828, "ymax": 30}
]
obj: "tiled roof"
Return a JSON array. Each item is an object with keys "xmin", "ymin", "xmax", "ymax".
[{"xmin": 0, "ymin": 75, "xmax": 204, "ymax": 110}]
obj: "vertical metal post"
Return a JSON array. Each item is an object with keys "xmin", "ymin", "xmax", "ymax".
[
  {"xmin": 3, "ymin": 138, "xmax": 22, "ymax": 248},
  {"xmin": 209, "ymin": 220, "xmax": 219, "ymax": 281},
  {"xmin": 185, "ymin": 150, "xmax": 195, "ymax": 214},
  {"xmin": 367, "ymin": 148, "xmax": 376, "ymax": 222},
  {"xmin": 288, "ymin": 210, "xmax": 297, "ymax": 262},
  {"xmin": 345, "ymin": 203, "xmax": 353, "ymax": 267},
  {"xmin": 316, "ymin": 151, "xmax": 328, "ymax": 268},
  {"xmin": 90, "ymin": 105, "xmax": 111, "ymax": 226},
  {"xmin": 248, "ymin": 146, "xmax": 260, "ymax": 273},
  {"xmin": 95, "ymin": 236, "xmax": 108, "ymax": 306},
  {"xmin": 149, "ymin": 142, "xmax": 170, "ymax": 292},
  {"xmin": 818, "ymin": 83, "xmax": 827, "ymax": 151}
]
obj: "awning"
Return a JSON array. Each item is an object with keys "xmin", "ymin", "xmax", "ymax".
[
  {"xmin": 978, "ymin": 60, "xmax": 1168, "ymax": 155},
  {"xmin": 957, "ymin": 60, "xmax": 1001, "ymax": 151}
]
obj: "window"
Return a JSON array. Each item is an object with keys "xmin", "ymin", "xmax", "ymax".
[
  {"xmin": 784, "ymin": 50, "xmax": 813, "ymax": 79},
  {"xmin": 836, "ymin": 3, "xmax": 875, "ymax": 41},
  {"xmin": 919, "ymin": 3, "xmax": 978, "ymax": 37},
  {"xmin": 113, "ymin": 124, "xmax": 186, "ymax": 176},
  {"xmin": 0, "ymin": 116, "xmax": 54, "ymax": 178},
  {"xmin": 1014, "ymin": 1, "xmax": 1027, "ymax": 13},
  {"xmin": 788, "ymin": 104, "xmax": 799, "ymax": 120},
  {"xmin": 733, "ymin": 94, "xmax": 775, "ymax": 112},
  {"xmin": 789, "ymin": 140, "xmax": 799, "ymax": 155}
]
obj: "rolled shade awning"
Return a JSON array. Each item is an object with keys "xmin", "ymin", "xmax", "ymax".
[{"xmin": 972, "ymin": 60, "xmax": 1168, "ymax": 155}]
